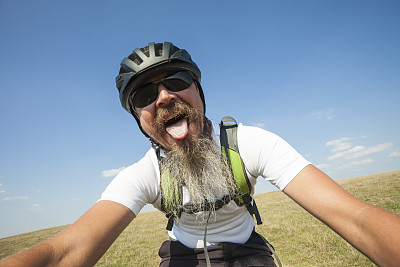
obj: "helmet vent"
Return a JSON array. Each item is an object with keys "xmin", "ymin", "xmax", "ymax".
[
  {"xmin": 139, "ymin": 47, "xmax": 150, "ymax": 57},
  {"xmin": 128, "ymin": 52, "xmax": 144, "ymax": 66},
  {"xmin": 154, "ymin": 43, "xmax": 163, "ymax": 57},
  {"xmin": 138, "ymin": 43, "xmax": 165, "ymax": 57}
]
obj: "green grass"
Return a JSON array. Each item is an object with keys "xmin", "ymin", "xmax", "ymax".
[{"xmin": 1, "ymin": 170, "xmax": 399, "ymax": 266}]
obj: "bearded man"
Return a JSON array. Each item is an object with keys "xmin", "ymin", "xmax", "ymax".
[{"xmin": 1, "ymin": 42, "xmax": 400, "ymax": 267}]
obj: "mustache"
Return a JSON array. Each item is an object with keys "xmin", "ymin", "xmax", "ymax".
[{"xmin": 154, "ymin": 102, "xmax": 201, "ymax": 132}]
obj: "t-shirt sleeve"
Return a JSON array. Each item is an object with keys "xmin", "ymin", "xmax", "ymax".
[
  {"xmin": 237, "ymin": 124, "xmax": 311, "ymax": 191},
  {"xmin": 99, "ymin": 149, "xmax": 160, "ymax": 216}
]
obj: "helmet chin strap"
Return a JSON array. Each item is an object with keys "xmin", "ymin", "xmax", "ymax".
[{"xmin": 151, "ymin": 139, "xmax": 164, "ymax": 161}]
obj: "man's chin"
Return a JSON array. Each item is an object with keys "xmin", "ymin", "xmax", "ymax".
[
  {"xmin": 156, "ymin": 132, "xmax": 201, "ymax": 153},
  {"xmin": 150, "ymin": 132, "xmax": 184, "ymax": 150},
  {"xmin": 165, "ymin": 135, "xmax": 194, "ymax": 152}
]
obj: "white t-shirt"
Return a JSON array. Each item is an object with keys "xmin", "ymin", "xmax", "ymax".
[{"xmin": 100, "ymin": 121, "xmax": 310, "ymax": 248}]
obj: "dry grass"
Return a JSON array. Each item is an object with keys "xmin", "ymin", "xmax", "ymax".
[
  {"xmin": 95, "ymin": 211, "xmax": 168, "ymax": 266},
  {"xmin": 1, "ymin": 170, "xmax": 399, "ymax": 266},
  {"xmin": 253, "ymin": 170, "xmax": 400, "ymax": 267},
  {"xmin": 0, "ymin": 225, "xmax": 69, "ymax": 260}
]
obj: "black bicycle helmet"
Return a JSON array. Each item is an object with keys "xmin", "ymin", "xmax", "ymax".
[
  {"xmin": 116, "ymin": 42, "xmax": 204, "ymax": 114},
  {"xmin": 115, "ymin": 42, "xmax": 205, "ymax": 138}
]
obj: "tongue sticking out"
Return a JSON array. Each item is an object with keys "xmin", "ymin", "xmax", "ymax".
[{"xmin": 165, "ymin": 118, "xmax": 188, "ymax": 139}]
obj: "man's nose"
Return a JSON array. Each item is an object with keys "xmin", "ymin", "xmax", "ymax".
[{"xmin": 155, "ymin": 84, "xmax": 177, "ymax": 108}]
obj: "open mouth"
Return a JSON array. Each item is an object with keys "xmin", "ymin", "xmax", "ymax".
[
  {"xmin": 164, "ymin": 114, "xmax": 186, "ymax": 128},
  {"xmin": 164, "ymin": 114, "xmax": 189, "ymax": 140}
]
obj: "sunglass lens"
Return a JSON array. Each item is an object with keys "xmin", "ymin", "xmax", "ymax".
[
  {"xmin": 132, "ymin": 84, "xmax": 158, "ymax": 108},
  {"xmin": 163, "ymin": 78, "xmax": 191, "ymax": 92},
  {"xmin": 132, "ymin": 72, "xmax": 194, "ymax": 108}
]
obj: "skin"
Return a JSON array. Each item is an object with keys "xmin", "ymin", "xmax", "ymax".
[
  {"xmin": 284, "ymin": 165, "xmax": 400, "ymax": 266},
  {"xmin": 135, "ymin": 73, "xmax": 205, "ymax": 150},
  {"xmin": 0, "ymin": 201, "xmax": 135, "ymax": 267},
  {"xmin": 1, "ymin": 74, "xmax": 400, "ymax": 266}
]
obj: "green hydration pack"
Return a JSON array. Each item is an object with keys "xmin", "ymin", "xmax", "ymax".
[{"xmin": 159, "ymin": 116, "xmax": 263, "ymax": 231}]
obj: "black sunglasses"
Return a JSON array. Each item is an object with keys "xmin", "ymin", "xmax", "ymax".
[{"xmin": 131, "ymin": 71, "xmax": 195, "ymax": 108}]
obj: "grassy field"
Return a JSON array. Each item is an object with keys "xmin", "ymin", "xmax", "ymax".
[{"xmin": 1, "ymin": 170, "xmax": 399, "ymax": 266}]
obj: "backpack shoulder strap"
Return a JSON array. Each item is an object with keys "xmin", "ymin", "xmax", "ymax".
[
  {"xmin": 220, "ymin": 116, "xmax": 263, "ymax": 225},
  {"xmin": 220, "ymin": 117, "xmax": 251, "ymax": 199}
]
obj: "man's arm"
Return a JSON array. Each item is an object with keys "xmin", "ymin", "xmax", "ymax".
[
  {"xmin": 283, "ymin": 164, "xmax": 400, "ymax": 267},
  {"xmin": 0, "ymin": 200, "xmax": 135, "ymax": 267}
]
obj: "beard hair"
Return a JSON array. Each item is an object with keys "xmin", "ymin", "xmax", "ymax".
[
  {"xmin": 153, "ymin": 101, "xmax": 203, "ymax": 153},
  {"xmin": 159, "ymin": 126, "xmax": 238, "ymax": 223}
]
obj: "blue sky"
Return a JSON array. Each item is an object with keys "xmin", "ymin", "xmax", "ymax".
[{"xmin": 0, "ymin": 0, "xmax": 399, "ymax": 238}]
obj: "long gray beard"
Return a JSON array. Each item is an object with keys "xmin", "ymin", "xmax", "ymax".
[{"xmin": 160, "ymin": 133, "xmax": 237, "ymax": 222}]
